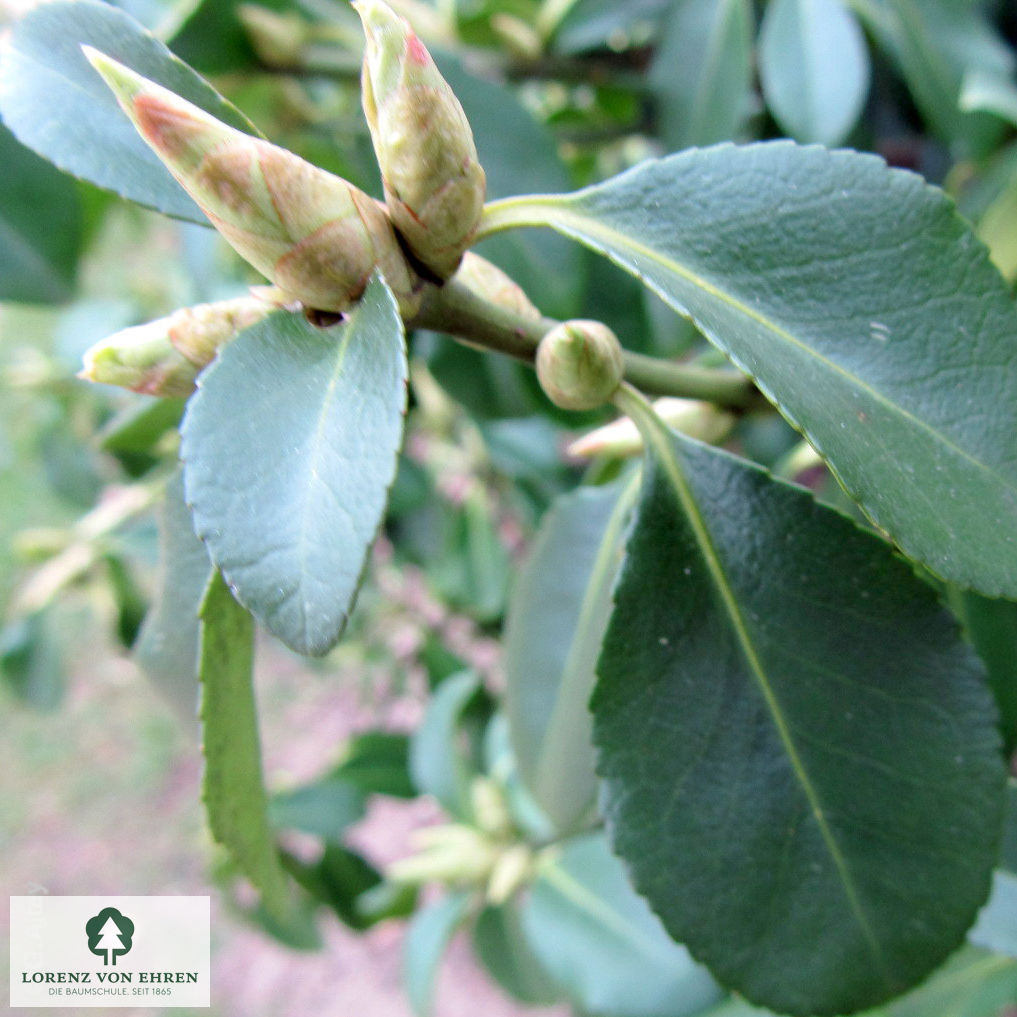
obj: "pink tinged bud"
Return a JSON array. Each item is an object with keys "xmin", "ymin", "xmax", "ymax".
[
  {"xmin": 82, "ymin": 48, "xmax": 420, "ymax": 316},
  {"xmin": 79, "ymin": 295, "xmax": 273, "ymax": 396},
  {"xmin": 355, "ymin": 0, "xmax": 486, "ymax": 281}
]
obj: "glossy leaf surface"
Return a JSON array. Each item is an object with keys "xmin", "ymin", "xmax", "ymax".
[
  {"xmin": 481, "ymin": 143, "xmax": 1017, "ymax": 596},
  {"xmin": 593, "ymin": 414, "xmax": 1006, "ymax": 1014},
  {"xmin": 182, "ymin": 279, "xmax": 407, "ymax": 656}
]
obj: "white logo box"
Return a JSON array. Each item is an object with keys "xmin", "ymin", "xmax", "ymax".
[{"xmin": 10, "ymin": 896, "xmax": 210, "ymax": 1008}]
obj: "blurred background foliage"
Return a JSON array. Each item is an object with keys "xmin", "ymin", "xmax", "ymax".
[{"xmin": 1, "ymin": 0, "xmax": 1016, "ymax": 1014}]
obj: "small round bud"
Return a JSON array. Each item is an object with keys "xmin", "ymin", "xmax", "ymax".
[{"xmin": 536, "ymin": 320, "xmax": 624, "ymax": 411}]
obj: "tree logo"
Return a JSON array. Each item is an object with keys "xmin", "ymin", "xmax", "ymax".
[{"xmin": 85, "ymin": 907, "xmax": 134, "ymax": 966}]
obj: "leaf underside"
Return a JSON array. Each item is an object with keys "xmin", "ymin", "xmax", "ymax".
[{"xmin": 182, "ymin": 276, "xmax": 408, "ymax": 657}]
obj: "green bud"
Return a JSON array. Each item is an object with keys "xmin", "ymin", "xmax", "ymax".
[
  {"xmin": 455, "ymin": 252, "xmax": 540, "ymax": 321},
  {"xmin": 355, "ymin": 0, "xmax": 486, "ymax": 281},
  {"xmin": 388, "ymin": 824, "xmax": 501, "ymax": 887},
  {"xmin": 469, "ymin": 777, "xmax": 514, "ymax": 838},
  {"xmin": 536, "ymin": 320, "xmax": 624, "ymax": 411},
  {"xmin": 82, "ymin": 48, "xmax": 420, "ymax": 316},
  {"xmin": 485, "ymin": 844, "xmax": 534, "ymax": 905},
  {"xmin": 79, "ymin": 295, "xmax": 273, "ymax": 396}
]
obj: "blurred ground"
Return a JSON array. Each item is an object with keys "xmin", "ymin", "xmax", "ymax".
[{"xmin": 0, "ymin": 621, "xmax": 567, "ymax": 1017}]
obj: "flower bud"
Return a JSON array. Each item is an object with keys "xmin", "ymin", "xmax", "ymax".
[
  {"xmin": 80, "ymin": 295, "xmax": 273, "ymax": 396},
  {"xmin": 567, "ymin": 397, "xmax": 736, "ymax": 458},
  {"xmin": 355, "ymin": 0, "xmax": 486, "ymax": 281},
  {"xmin": 485, "ymin": 844, "xmax": 533, "ymax": 905},
  {"xmin": 83, "ymin": 48, "xmax": 420, "ymax": 316},
  {"xmin": 536, "ymin": 320, "xmax": 624, "ymax": 411},
  {"xmin": 455, "ymin": 252, "xmax": 540, "ymax": 320},
  {"xmin": 469, "ymin": 777, "xmax": 513, "ymax": 838}
]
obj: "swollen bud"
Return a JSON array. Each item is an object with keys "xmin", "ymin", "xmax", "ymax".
[
  {"xmin": 355, "ymin": 0, "xmax": 486, "ymax": 281},
  {"xmin": 536, "ymin": 320, "xmax": 624, "ymax": 411},
  {"xmin": 455, "ymin": 252, "xmax": 540, "ymax": 320},
  {"xmin": 79, "ymin": 296, "xmax": 273, "ymax": 396},
  {"xmin": 82, "ymin": 48, "xmax": 420, "ymax": 316}
]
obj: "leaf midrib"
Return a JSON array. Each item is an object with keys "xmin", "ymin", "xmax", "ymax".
[
  {"xmin": 627, "ymin": 396, "xmax": 894, "ymax": 989},
  {"xmin": 479, "ymin": 194, "xmax": 1017, "ymax": 501}
]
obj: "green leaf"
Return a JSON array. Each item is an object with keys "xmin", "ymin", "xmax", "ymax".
[
  {"xmin": 182, "ymin": 277, "xmax": 408, "ymax": 657},
  {"xmin": 550, "ymin": 0, "xmax": 669, "ymax": 55},
  {"xmin": 949, "ymin": 590, "xmax": 1017, "ymax": 756},
  {"xmin": 199, "ymin": 570, "xmax": 294, "ymax": 924},
  {"xmin": 404, "ymin": 891, "xmax": 472, "ymax": 1017},
  {"xmin": 135, "ymin": 471, "xmax": 212, "ymax": 717},
  {"xmin": 98, "ymin": 396, "xmax": 186, "ymax": 455},
  {"xmin": 650, "ymin": 0, "xmax": 754, "ymax": 151},
  {"xmin": 703, "ymin": 947, "xmax": 1017, "ymax": 1016},
  {"xmin": 521, "ymin": 833, "xmax": 722, "ymax": 1017},
  {"xmin": 0, "ymin": 610, "xmax": 66, "ymax": 711},
  {"xmin": 333, "ymin": 731, "xmax": 415, "ymax": 799},
  {"xmin": 472, "ymin": 903, "xmax": 563, "ymax": 1006},
  {"xmin": 480, "ymin": 143, "xmax": 1017, "ymax": 597},
  {"xmin": 960, "ymin": 67, "xmax": 1017, "ymax": 128},
  {"xmin": 269, "ymin": 779, "xmax": 366, "ymax": 839},
  {"xmin": 504, "ymin": 479, "xmax": 633, "ymax": 833},
  {"xmin": 312, "ymin": 844, "xmax": 383, "ymax": 931},
  {"xmin": 852, "ymin": 0, "xmax": 1011, "ymax": 154},
  {"xmin": 593, "ymin": 405, "xmax": 1006, "ymax": 1015},
  {"xmin": 970, "ymin": 872, "xmax": 1017, "ymax": 959},
  {"xmin": 758, "ymin": 0, "xmax": 869, "ymax": 146},
  {"xmin": 0, "ymin": 0, "xmax": 260, "ymax": 223},
  {"xmin": 410, "ymin": 671, "xmax": 484, "ymax": 817},
  {"xmin": 0, "ymin": 124, "xmax": 82, "ymax": 305}
]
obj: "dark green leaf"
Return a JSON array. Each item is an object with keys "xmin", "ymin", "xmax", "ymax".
[
  {"xmin": 0, "ymin": 610, "xmax": 66, "ymax": 711},
  {"xmin": 703, "ymin": 947, "xmax": 1017, "ymax": 1016},
  {"xmin": 481, "ymin": 143, "xmax": 1017, "ymax": 596},
  {"xmin": 313, "ymin": 844, "xmax": 383, "ymax": 930},
  {"xmin": 355, "ymin": 879, "xmax": 419, "ymax": 926},
  {"xmin": 651, "ymin": 0, "xmax": 754, "ymax": 151},
  {"xmin": 404, "ymin": 891, "xmax": 472, "ymax": 1017},
  {"xmin": 410, "ymin": 671, "xmax": 484, "ymax": 816},
  {"xmin": 333, "ymin": 731, "xmax": 415, "ymax": 799},
  {"xmin": 199, "ymin": 570, "xmax": 293, "ymax": 924},
  {"xmin": 472, "ymin": 903, "xmax": 563, "ymax": 1006},
  {"xmin": 104, "ymin": 553, "xmax": 148, "ymax": 648},
  {"xmin": 853, "ymin": 0, "xmax": 1011, "ymax": 154},
  {"xmin": 182, "ymin": 278, "xmax": 408, "ymax": 656},
  {"xmin": 504, "ymin": 479, "xmax": 633, "ymax": 833},
  {"xmin": 0, "ymin": 124, "xmax": 82, "ymax": 304},
  {"xmin": 593, "ymin": 410, "xmax": 1006, "ymax": 1014},
  {"xmin": 949, "ymin": 590, "xmax": 1017, "ymax": 756},
  {"xmin": 269, "ymin": 779, "xmax": 366, "ymax": 839},
  {"xmin": 135, "ymin": 471, "xmax": 212, "ymax": 717},
  {"xmin": 521, "ymin": 833, "xmax": 722, "ymax": 1017},
  {"xmin": 98, "ymin": 397, "xmax": 186, "ymax": 455},
  {"xmin": 0, "ymin": 0, "xmax": 260, "ymax": 223},
  {"xmin": 758, "ymin": 0, "xmax": 869, "ymax": 146}
]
